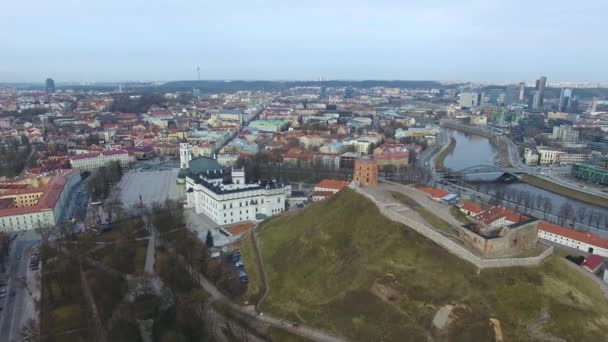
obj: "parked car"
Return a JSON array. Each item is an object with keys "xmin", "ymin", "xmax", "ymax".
[{"xmin": 238, "ymin": 270, "xmax": 249, "ymax": 284}]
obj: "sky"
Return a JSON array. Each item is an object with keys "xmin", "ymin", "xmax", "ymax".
[{"xmin": 1, "ymin": 0, "xmax": 607, "ymax": 83}]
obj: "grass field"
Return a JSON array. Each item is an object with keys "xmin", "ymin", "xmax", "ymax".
[
  {"xmin": 389, "ymin": 191, "xmax": 455, "ymax": 234},
  {"xmin": 258, "ymin": 188, "xmax": 608, "ymax": 342},
  {"xmin": 522, "ymin": 174, "xmax": 608, "ymax": 209},
  {"xmin": 450, "ymin": 206, "xmax": 474, "ymax": 224},
  {"xmin": 236, "ymin": 233, "xmax": 264, "ymax": 305},
  {"xmin": 267, "ymin": 327, "xmax": 312, "ymax": 342}
]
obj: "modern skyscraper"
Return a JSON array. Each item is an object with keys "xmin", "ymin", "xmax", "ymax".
[
  {"xmin": 45, "ymin": 78, "xmax": 55, "ymax": 93},
  {"xmin": 518, "ymin": 82, "xmax": 526, "ymax": 101},
  {"xmin": 532, "ymin": 90, "xmax": 542, "ymax": 110},
  {"xmin": 559, "ymin": 88, "xmax": 573, "ymax": 112},
  {"xmin": 533, "ymin": 76, "xmax": 547, "ymax": 109}
]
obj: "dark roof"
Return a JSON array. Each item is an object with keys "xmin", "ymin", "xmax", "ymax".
[
  {"xmin": 178, "ymin": 156, "xmax": 221, "ymax": 178},
  {"xmin": 189, "ymin": 175, "xmax": 288, "ymax": 196}
]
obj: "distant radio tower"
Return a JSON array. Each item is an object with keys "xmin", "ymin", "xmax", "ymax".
[{"xmin": 196, "ymin": 66, "xmax": 200, "ymax": 81}]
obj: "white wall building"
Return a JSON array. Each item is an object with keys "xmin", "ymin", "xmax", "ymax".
[
  {"xmin": 185, "ymin": 167, "xmax": 290, "ymax": 225},
  {"xmin": 0, "ymin": 170, "xmax": 81, "ymax": 232},
  {"xmin": 69, "ymin": 149, "xmax": 133, "ymax": 170},
  {"xmin": 538, "ymin": 221, "xmax": 608, "ymax": 257}
]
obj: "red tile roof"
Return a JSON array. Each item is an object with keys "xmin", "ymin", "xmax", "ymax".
[
  {"xmin": 316, "ymin": 179, "xmax": 350, "ymax": 191},
  {"xmin": 505, "ymin": 211, "xmax": 529, "ymax": 224},
  {"xmin": 0, "ymin": 170, "xmax": 77, "ymax": 218},
  {"xmin": 372, "ymin": 152, "xmax": 409, "ymax": 160},
  {"xmin": 538, "ymin": 221, "xmax": 608, "ymax": 249},
  {"xmin": 461, "ymin": 202, "xmax": 484, "ymax": 214},
  {"xmin": 416, "ymin": 187, "xmax": 450, "ymax": 199},
  {"xmin": 475, "ymin": 206, "xmax": 508, "ymax": 225},
  {"xmin": 582, "ymin": 254, "xmax": 604, "ymax": 271}
]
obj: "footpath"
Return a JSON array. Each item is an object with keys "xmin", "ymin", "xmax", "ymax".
[{"xmin": 350, "ymin": 182, "xmax": 554, "ymax": 271}]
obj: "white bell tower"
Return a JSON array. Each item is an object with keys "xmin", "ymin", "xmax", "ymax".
[{"xmin": 180, "ymin": 143, "xmax": 191, "ymax": 169}]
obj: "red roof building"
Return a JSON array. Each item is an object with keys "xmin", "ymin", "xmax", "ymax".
[
  {"xmin": 416, "ymin": 187, "xmax": 450, "ymax": 200},
  {"xmin": 315, "ymin": 179, "xmax": 350, "ymax": 192},
  {"xmin": 581, "ymin": 254, "xmax": 604, "ymax": 273},
  {"xmin": 460, "ymin": 202, "xmax": 484, "ymax": 217},
  {"xmin": 538, "ymin": 221, "xmax": 608, "ymax": 256}
]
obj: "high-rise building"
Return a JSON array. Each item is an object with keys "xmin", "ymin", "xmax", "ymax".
[
  {"xmin": 552, "ymin": 124, "xmax": 579, "ymax": 142},
  {"xmin": 533, "ymin": 76, "xmax": 547, "ymax": 109},
  {"xmin": 459, "ymin": 92, "xmax": 481, "ymax": 108},
  {"xmin": 45, "ymin": 78, "xmax": 55, "ymax": 93},
  {"xmin": 518, "ymin": 82, "xmax": 526, "ymax": 101},
  {"xmin": 559, "ymin": 88, "xmax": 573, "ymax": 112},
  {"xmin": 532, "ymin": 91, "xmax": 542, "ymax": 110}
]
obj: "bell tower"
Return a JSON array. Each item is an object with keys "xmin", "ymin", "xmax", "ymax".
[{"xmin": 180, "ymin": 143, "xmax": 191, "ymax": 169}]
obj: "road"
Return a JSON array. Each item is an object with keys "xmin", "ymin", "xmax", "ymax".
[
  {"xmin": 493, "ymin": 132, "xmax": 608, "ymax": 201},
  {"xmin": 0, "ymin": 239, "xmax": 38, "ymax": 342}
]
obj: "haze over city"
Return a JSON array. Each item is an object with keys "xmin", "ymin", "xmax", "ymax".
[
  {"xmin": 2, "ymin": 2, "xmax": 608, "ymax": 342},
  {"xmin": 2, "ymin": 0, "xmax": 608, "ymax": 82}
]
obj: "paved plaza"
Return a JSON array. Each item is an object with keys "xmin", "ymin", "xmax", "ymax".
[{"xmin": 117, "ymin": 167, "xmax": 183, "ymax": 208}]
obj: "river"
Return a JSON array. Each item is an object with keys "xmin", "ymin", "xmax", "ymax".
[{"xmin": 443, "ymin": 129, "xmax": 608, "ymax": 234}]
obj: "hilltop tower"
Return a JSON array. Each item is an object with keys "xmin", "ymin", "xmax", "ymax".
[{"xmin": 354, "ymin": 157, "xmax": 378, "ymax": 187}]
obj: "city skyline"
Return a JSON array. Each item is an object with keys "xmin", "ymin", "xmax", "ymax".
[{"xmin": 2, "ymin": 0, "xmax": 608, "ymax": 83}]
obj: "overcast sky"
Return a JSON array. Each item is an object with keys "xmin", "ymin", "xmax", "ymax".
[{"xmin": 1, "ymin": 0, "xmax": 606, "ymax": 83}]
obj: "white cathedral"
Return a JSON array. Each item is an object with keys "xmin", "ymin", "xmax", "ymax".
[{"xmin": 180, "ymin": 143, "xmax": 291, "ymax": 225}]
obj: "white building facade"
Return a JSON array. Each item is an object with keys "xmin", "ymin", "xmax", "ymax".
[
  {"xmin": 185, "ymin": 168, "xmax": 290, "ymax": 225},
  {"xmin": 69, "ymin": 150, "xmax": 133, "ymax": 170},
  {"xmin": 538, "ymin": 222, "xmax": 608, "ymax": 257},
  {"xmin": 0, "ymin": 171, "xmax": 81, "ymax": 232}
]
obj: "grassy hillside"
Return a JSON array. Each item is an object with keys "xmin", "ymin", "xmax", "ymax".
[{"xmin": 258, "ymin": 188, "xmax": 608, "ymax": 342}]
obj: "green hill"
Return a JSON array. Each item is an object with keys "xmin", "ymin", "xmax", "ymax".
[{"xmin": 257, "ymin": 188, "xmax": 608, "ymax": 342}]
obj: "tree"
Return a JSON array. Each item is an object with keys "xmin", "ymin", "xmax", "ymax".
[
  {"xmin": 542, "ymin": 198, "xmax": 552, "ymax": 220},
  {"xmin": 206, "ymin": 230, "xmax": 214, "ymax": 248},
  {"xmin": 577, "ymin": 207, "xmax": 587, "ymax": 224},
  {"xmin": 19, "ymin": 318, "xmax": 40, "ymax": 342},
  {"xmin": 558, "ymin": 202, "xmax": 575, "ymax": 227}
]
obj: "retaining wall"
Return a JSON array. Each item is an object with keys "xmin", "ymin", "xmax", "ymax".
[{"xmin": 350, "ymin": 184, "xmax": 553, "ymax": 270}]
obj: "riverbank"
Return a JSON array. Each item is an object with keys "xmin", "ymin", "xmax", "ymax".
[
  {"xmin": 521, "ymin": 174, "xmax": 608, "ymax": 209},
  {"xmin": 490, "ymin": 136, "xmax": 513, "ymax": 168},
  {"xmin": 434, "ymin": 137, "xmax": 456, "ymax": 171}
]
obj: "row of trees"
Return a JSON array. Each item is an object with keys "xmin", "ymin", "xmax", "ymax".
[{"xmin": 482, "ymin": 186, "xmax": 608, "ymax": 230}]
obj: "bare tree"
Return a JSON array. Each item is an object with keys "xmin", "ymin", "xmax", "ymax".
[
  {"xmin": 588, "ymin": 210, "xmax": 596, "ymax": 227},
  {"xmin": 558, "ymin": 202, "xmax": 575, "ymax": 227},
  {"xmin": 542, "ymin": 198, "xmax": 552, "ymax": 220},
  {"xmin": 535, "ymin": 194, "xmax": 544, "ymax": 210},
  {"xmin": 576, "ymin": 207, "xmax": 587, "ymax": 224},
  {"xmin": 20, "ymin": 318, "xmax": 40, "ymax": 342}
]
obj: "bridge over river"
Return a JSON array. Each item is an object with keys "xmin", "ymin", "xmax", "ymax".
[{"xmin": 444, "ymin": 164, "xmax": 523, "ymax": 183}]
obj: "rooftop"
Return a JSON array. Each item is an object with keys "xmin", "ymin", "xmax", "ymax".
[
  {"xmin": 539, "ymin": 221, "xmax": 608, "ymax": 249},
  {"xmin": 316, "ymin": 179, "xmax": 350, "ymax": 190}
]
